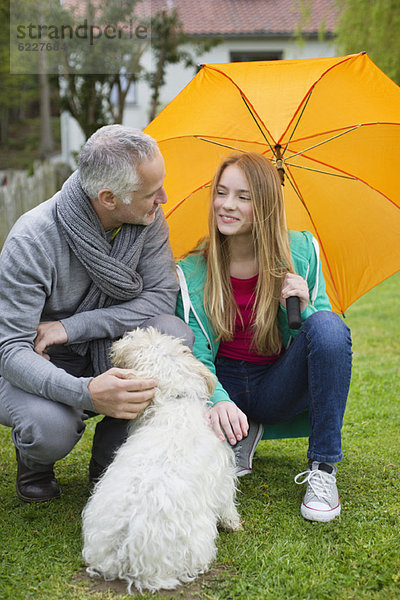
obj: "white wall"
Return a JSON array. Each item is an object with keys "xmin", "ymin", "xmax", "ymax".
[
  {"xmin": 61, "ymin": 36, "xmax": 337, "ymax": 165},
  {"xmin": 146, "ymin": 36, "xmax": 336, "ymax": 120},
  {"xmin": 61, "ymin": 111, "xmax": 85, "ymax": 168}
]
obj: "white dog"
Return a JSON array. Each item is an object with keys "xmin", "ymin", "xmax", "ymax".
[{"xmin": 82, "ymin": 327, "xmax": 242, "ymax": 594}]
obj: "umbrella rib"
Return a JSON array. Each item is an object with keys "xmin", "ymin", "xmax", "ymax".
[
  {"xmin": 240, "ymin": 95, "xmax": 276, "ymax": 157},
  {"xmin": 284, "ymin": 162, "xmax": 356, "ymax": 180},
  {"xmin": 285, "ymin": 121, "xmax": 400, "ymax": 147},
  {"xmin": 299, "ymin": 154, "xmax": 400, "ymax": 211},
  {"xmin": 277, "ymin": 53, "xmax": 363, "ymax": 145},
  {"xmin": 286, "ymin": 126, "xmax": 361, "ymax": 160},
  {"xmin": 165, "ymin": 183, "xmax": 211, "ymax": 218},
  {"xmin": 285, "ymin": 169, "xmax": 314, "ymax": 223},
  {"xmin": 196, "ymin": 137, "xmax": 247, "ymax": 152},
  {"xmin": 196, "ymin": 136, "xmax": 276, "ymax": 158},
  {"xmin": 172, "ymin": 135, "xmax": 274, "ymax": 155},
  {"xmin": 282, "ymin": 90, "xmax": 313, "ymax": 157},
  {"xmin": 284, "ymin": 168, "xmax": 343, "ymax": 312},
  {"xmin": 206, "ymin": 64, "xmax": 277, "ymax": 154}
]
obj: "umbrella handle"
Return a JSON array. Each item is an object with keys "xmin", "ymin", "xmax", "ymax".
[{"xmin": 286, "ymin": 296, "xmax": 302, "ymax": 330}]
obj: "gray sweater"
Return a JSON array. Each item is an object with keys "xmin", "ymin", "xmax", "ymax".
[{"xmin": 0, "ymin": 192, "xmax": 179, "ymax": 411}]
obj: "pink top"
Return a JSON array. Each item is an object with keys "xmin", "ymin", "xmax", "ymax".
[{"xmin": 217, "ymin": 274, "xmax": 283, "ymax": 364}]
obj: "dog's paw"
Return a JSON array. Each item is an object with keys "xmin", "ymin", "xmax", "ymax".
[{"xmin": 218, "ymin": 516, "xmax": 243, "ymax": 532}]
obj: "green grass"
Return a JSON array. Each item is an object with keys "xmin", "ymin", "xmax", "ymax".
[{"xmin": 1, "ymin": 274, "xmax": 400, "ymax": 600}]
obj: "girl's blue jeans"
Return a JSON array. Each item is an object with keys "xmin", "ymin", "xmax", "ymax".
[{"xmin": 215, "ymin": 311, "xmax": 352, "ymax": 464}]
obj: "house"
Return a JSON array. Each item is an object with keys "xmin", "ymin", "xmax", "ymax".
[{"xmin": 61, "ymin": 0, "xmax": 339, "ymax": 164}]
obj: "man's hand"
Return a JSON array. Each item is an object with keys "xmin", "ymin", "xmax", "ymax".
[
  {"xmin": 34, "ymin": 321, "xmax": 68, "ymax": 359},
  {"xmin": 207, "ymin": 401, "xmax": 249, "ymax": 445},
  {"xmin": 88, "ymin": 368, "xmax": 157, "ymax": 419}
]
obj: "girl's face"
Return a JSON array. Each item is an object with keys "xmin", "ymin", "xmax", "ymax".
[{"xmin": 213, "ymin": 164, "xmax": 254, "ymax": 239}]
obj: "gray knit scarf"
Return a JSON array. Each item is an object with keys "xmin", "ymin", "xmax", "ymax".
[{"xmin": 57, "ymin": 170, "xmax": 147, "ymax": 375}]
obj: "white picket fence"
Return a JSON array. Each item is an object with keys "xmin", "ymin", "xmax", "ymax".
[{"xmin": 0, "ymin": 161, "xmax": 71, "ymax": 248}]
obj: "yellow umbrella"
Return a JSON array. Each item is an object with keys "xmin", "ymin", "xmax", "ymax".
[{"xmin": 145, "ymin": 52, "xmax": 400, "ymax": 314}]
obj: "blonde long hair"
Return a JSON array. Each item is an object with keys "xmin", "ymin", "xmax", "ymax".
[{"xmin": 204, "ymin": 152, "xmax": 294, "ymax": 355}]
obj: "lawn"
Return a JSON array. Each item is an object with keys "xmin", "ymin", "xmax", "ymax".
[{"xmin": 1, "ymin": 274, "xmax": 399, "ymax": 600}]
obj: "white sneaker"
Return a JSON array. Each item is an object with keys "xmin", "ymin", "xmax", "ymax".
[{"xmin": 294, "ymin": 461, "xmax": 341, "ymax": 522}]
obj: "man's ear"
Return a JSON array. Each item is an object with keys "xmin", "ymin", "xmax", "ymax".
[{"xmin": 97, "ymin": 189, "xmax": 117, "ymax": 211}]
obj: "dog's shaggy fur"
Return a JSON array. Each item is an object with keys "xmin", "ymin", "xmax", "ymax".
[{"xmin": 82, "ymin": 327, "xmax": 242, "ymax": 594}]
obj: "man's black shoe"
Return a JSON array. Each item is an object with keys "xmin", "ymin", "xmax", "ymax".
[
  {"xmin": 16, "ymin": 449, "xmax": 61, "ymax": 503},
  {"xmin": 88, "ymin": 456, "xmax": 106, "ymax": 485}
]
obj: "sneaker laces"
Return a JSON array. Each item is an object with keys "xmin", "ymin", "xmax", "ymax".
[{"xmin": 294, "ymin": 468, "xmax": 337, "ymax": 503}]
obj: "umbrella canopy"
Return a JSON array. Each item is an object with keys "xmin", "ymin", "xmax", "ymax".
[{"xmin": 145, "ymin": 53, "xmax": 400, "ymax": 313}]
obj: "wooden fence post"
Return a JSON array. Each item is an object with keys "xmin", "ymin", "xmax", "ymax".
[{"xmin": 0, "ymin": 161, "xmax": 72, "ymax": 248}]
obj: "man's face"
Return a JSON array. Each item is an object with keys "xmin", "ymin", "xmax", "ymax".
[{"xmin": 114, "ymin": 152, "xmax": 167, "ymax": 227}]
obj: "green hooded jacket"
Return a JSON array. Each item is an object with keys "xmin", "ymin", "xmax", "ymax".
[{"xmin": 176, "ymin": 230, "xmax": 331, "ymax": 406}]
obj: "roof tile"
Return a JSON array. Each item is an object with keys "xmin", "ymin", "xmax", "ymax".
[{"xmin": 147, "ymin": 0, "xmax": 338, "ymax": 35}]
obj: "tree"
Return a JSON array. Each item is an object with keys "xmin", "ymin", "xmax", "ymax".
[
  {"xmin": 38, "ymin": 1, "xmax": 54, "ymax": 156},
  {"xmin": 146, "ymin": 8, "xmax": 219, "ymax": 121},
  {"xmin": 335, "ymin": 0, "xmax": 400, "ymax": 84},
  {"xmin": 5, "ymin": 0, "xmax": 219, "ymax": 143},
  {"xmin": 57, "ymin": 0, "xmax": 147, "ymax": 139},
  {"xmin": 0, "ymin": 0, "xmax": 39, "ymax": 146},
  {"xmin": 38, "ymin": 63, "xmax": 55, "ymax": 157},
  {"xmin": 3, "ymin": 0, "xmax": 60, "ymax": 158}
]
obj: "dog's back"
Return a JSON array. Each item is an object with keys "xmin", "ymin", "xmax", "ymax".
[{"xmin": 82, "ymin": 328, "xmax": 240, "ymax": 593}]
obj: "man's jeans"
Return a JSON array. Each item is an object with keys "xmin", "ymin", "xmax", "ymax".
[
  {"xmin": 216, "ymin": 311, "xmax": 352, "ymax": 463},
  {"xmin": 0, "ymin": 315, "xmax": 194, "ymax": 471}
]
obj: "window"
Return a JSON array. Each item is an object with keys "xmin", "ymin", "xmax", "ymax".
[
  {"xmin": 230, "ymin": 50, "xmax": 283, "ymax": 62},
  {"xmin": 110, "ymin": 74, "xmax": 137, "ymax": 106}
]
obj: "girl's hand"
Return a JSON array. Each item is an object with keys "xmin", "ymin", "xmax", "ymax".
[
  {"xmin": 207, "ymin": 401, "xmax": 249, "ymax": 445},
  {"xmin": 280, "ymin": 273, "xmax": 309, "ymax": 313}
]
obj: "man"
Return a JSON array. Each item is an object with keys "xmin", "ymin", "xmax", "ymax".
[{"xmin": 0, "ymin": 125, "xmax": 193, "ymax": 503}]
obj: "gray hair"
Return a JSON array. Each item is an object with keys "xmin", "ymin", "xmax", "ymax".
[{"xmin": 78, "ymin": 125, "xmax": 159, "ymax": 203}]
